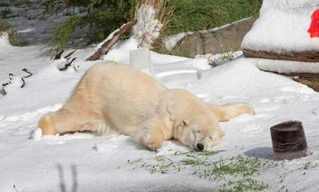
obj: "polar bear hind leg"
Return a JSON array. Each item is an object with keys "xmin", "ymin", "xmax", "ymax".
[
  {"xmin": 210, "ymin": 103, "xmax": 255, "ymax": 122},
  {"xmin": 38, "ymin": 111, "xmax": 111, "ymax": 136}
]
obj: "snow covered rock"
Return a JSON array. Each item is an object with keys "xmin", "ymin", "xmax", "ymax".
[
  {"xmin": 242, "ymin": 0, "xmax": 319, "ymax": 63},
  {"xmin": 255, "ymin": 59, "xmax": 319, "ymax": 74}
]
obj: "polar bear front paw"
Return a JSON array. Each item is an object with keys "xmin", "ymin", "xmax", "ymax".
[
  {"xmin": 144, "ymin": 138, "xmax": 162, "ymax": 151},
  {"xmin": 135, "ymin": 127, "xmax": 164, "ymax": 151}
]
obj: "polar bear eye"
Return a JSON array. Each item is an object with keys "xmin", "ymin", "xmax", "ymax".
[{"xmin": 182, "ymin": 120, "xmax": 189, "ymax": 126}]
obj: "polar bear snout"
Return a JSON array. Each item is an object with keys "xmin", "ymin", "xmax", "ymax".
[
  {"xmin": 195, "ymin": 143, "xmax": 204, "ymax": 151},
  {"xmin": 194, "ymin": 134, "xmax": 223, "ymax": 152}
]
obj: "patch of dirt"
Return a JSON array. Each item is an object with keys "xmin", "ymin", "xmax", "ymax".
[{"xmin": 287, "ymin": 74, "xmax": 319, "ymax": 92}]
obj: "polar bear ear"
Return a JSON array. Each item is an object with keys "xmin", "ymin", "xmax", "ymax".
[{"xmin": 182, "ymin": 120, "xmax": 189, "ymax": 126}]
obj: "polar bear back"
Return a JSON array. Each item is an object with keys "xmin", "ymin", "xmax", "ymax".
[{"xmin": 68, "ymin": 63, "xmax": 167, "ymax": 135}]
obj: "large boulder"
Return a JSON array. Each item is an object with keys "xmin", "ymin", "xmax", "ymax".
[{"xmin": 157, "ymin": 18, "xmax": 255, "ymax": 58}]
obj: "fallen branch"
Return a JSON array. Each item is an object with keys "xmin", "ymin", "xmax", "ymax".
[
  {"xmin": 243, "ymin": 48, "xmax": 319, "ymax": 62},
  {"xmin": 86, "ymin": 21, "xmax": 136, "ymax": 61}
]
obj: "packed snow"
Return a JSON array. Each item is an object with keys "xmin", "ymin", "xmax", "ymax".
[
  {"xmin": 1, "ymin": 34, "xmax": 319, "ymax": 192},
  {"xmin": 242, "ymin": 0, "xmax": 319, "ymax": 53}
]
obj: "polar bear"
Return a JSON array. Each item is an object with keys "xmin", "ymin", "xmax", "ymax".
[{"xmin": 38, "ymin": 62, "xmax": 254, "ymax": 151}]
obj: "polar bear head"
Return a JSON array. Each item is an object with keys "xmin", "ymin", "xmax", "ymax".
[
  {"xmin": 166, "ymin": 89, "xmax": 224, "ymax": 151},
  {"xmin": 174, "ymin": 113, "xmax": 225, "ymax": 152}
]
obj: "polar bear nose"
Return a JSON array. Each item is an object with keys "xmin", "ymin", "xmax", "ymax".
[{"xmin": 196, "ymin": 143, "xmax": 204, "ymax": 151}]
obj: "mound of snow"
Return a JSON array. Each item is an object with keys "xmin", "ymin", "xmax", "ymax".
[
  {"xmin": 242, "ymin": 0, "xmax": 319, "ymax": 53},
  {"xmin": 103, "ymin": 38, "xmax": 188, "ymax": 65},
  {"xmin": 187, "ymin": 58, "xmax": 315, "ymax": 101},
  {"xmin": 103, "ymin": 38, "xmax": 210, "ymax": 74}
]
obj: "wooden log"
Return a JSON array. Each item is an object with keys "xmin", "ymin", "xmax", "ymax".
[
  {"xmin": 243, "ymin": 49, "xmax": 319, "ymax": 63},
  {"xmin": 86, "ymin": 21, "xmax": 136, "ymax": 61},
  {"xmin": 270, "ymin": 121, "xmax": 308, "ymax": 160}
]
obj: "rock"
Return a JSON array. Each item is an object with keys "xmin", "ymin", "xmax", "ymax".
[
  {"xmin": 156, "ymin": 18, "xmax": 255, "ymax": 58},
  {"xmin": 1, "ymin": 0, "xmax": 87, "ymax": 46}
]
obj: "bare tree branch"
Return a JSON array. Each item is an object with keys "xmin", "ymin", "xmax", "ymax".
[{"xmin": 86, "ymin": 21, "xmax": 136, "ymax": 61}]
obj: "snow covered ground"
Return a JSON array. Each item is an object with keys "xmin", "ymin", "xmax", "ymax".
[{"xmin": 1, "ymin": 36, "xmax": 319, "ymax": 192}]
